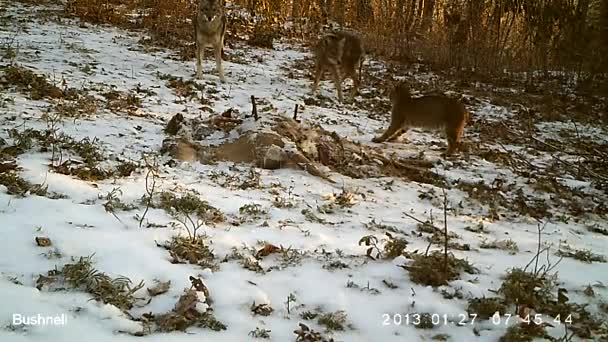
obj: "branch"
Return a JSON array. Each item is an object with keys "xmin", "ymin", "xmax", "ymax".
[
  {"xmin": 293, "ymin": 103, "xmax": 299, "ymax": 122},
  {"xmin": 499, "ymin": 122, "xmax": 608, "ymax": 182},
  {"xmin": 139, "ymin": 154, "xmax": 158, "ymax": 228},
  {"xmin": 251, "ymin": 95, "xmax": 258, "ymax": 121},
  {"xmin": 442, "ymin": 188, "xmax": 449, "ymax": 281},
  {"xmin": 402, "ymin": 211, "xmax": 442, "ymax": 233}
]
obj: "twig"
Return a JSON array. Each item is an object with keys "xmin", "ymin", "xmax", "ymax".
[
  {"xmin": 293, "ymin": 103, "xmax": 299, "ymax": 121},
  {"xmin": 403, "ymin": 211, "xmax": 442, "ymax": 233},
  {"xmin": 534, "ymin": 223, "xmax": 543, "ymax": 275},
  {"xmin": 499, "ymin": 122, "xmax": 608, "ymax": 182},
  {"xmin": 495, "ymin": 141, "xmax": 537, "ymax": 171},
  {"xmin": 424, "ymin": 240, "xmax": 432, "ymax": 256},
  {"xmin": 139, "ymin": 154, "xmax": 158, "ymax": 228},
  {"xmin": 442, "ymin": 188, "xmax": 449, "ymax": 282},
  {"xmin": 549, "ymin": 152, "xmax": 608, "ymax": 182},
  {"xmin": 523, "ymin": 222, "xmax": 563, "ymax": 278},
  {"xmin": 251, "ymin": 95, "xmax": 258, "ymax": 121}
]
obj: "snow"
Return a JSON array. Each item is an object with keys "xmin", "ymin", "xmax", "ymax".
[{"xmin": 0, "ymin": 1, "xmax": 607, "ymax": 342}]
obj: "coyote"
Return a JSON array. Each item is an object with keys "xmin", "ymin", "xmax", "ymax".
[
  {"xmin": 194, "ymin": 0, "xmax": 227, "ymax": 82},
  {"xmin": 372, "ymin": 82, "xmax": 469, "ymax": 155},
  {"xmin": 311, "ymin": 30, "xmax": 364, "ymax": 103}
]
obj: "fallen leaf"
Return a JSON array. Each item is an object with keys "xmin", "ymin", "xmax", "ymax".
[
  {"xmin": 147, "ymin": 280, "xmax": 171, "ymax": 296},
  {"xmin": 35, "ymin": 237, "xmax": 52, "ymax": 247},
  {"xmin": 255, "ymin": 244, "xmax": 280, "ymax": 259}
]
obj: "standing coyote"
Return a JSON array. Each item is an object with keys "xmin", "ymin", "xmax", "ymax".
[
  {"xmin": 194, "ymin": 0, "xmax": 227, "ymax": 82},
  {"xmin": 311, "ymin": 30, "xmax": 364, "ymax": 103},
  {"xmin": 372, "ymin": 82, "xmax": 469, "ymax": 155}
]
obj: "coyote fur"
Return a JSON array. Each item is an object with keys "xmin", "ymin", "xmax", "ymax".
[
  {"xmin": 195, "ymin": 0, "xmax": 227, "ymax": 82},
  {"xmin": 311, "ymin": 30, "xmax": 364, "ymax": 102}
]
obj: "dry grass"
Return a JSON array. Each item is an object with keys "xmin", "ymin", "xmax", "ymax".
[
  {"xmin": 1, "ymin": 64, "xmax": 63, "ymax": 100},
  {"xmin": 466, "ymin": 297, "xmax": 507, "ymax": 320},
  {"xmin": 36, "ymin": 255, "xmax": 145, "ymax": 312},
  {"xmin": 0, "ymin": 171, "xmax": 50, "ymax": 197},
  {"xmin": 158, "ymin": 235, "xmax": 217, "ymax": 271},
  {"xmin": 402, "ymin": 250, "xmax": 477, "ymax": 287},
  {"xmin": 64, "ymin": 0, "xmax": 210, "ymax": 59}
]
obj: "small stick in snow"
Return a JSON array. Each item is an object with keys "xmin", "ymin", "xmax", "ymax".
[
  {"xmin": 424, "ymin": 240, "xmax": 432, "ymax": 256},
  {"xmin": 442, "ymin": 188, "xmax": 449, "ymax": 282},
  {"xmin": 403, "ymin": 211, "xmax": 442, "ymax": 234},
  {"xmin": 285, "ymin": 293, "xmax": 296, "ymax": 315},
  {"xmin": 251, "ymin": 95, "xmax": 258, "ymax": 121},
  {"xmin": 293, "ymin": 104, "xmax": 299, "ymax": 122}
]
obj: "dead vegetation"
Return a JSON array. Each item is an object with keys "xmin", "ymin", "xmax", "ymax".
[
  {"xmin": 157, "ymin": 235, "xmax": 217, "ymax": 271},
  {"xmin": 100, "ymin": 187, "xmax": 138, "ymax": 214},
  {"xmin": 479, "ymin": 239, "xmax": 519, "ymax": 255},
  {"xmin": 59, "ymin": 0, "xmax": 608, "ymax": 96},
  {"xmin": 0, "ymin": 171, "xmax": 52, "ymax": 197},
  {"xmin": 239, "ymin": 203, "xmax": 269, "ymax": 223},
  {"xmin": 557, "ymin": 245, "xmax": 606, "ymax": 264},
  {"xmin": 294, "ymin": 322, "xmax": 335, "ymax": 342},
  {"xmin": 1, "ymin": 127, "xmax": 134, "ymax": 182},
  {"xmin": 135, "ymin": 276, "xmax": 226, "ymax": 335},
  {"xmin": 157, "ymin": 191, "xmax": 225, "ymax": 241},
  {"xmin": 102, "ymin": 89, "xmax": 142, "ymax": 114},
  {"xmin": 36, "ymin": 255, "xmax": 145, "ymax": 312},
  {"xmin": 149, "ymin": 289, "xmax": 226, "ymax": 332},
  {"xmin": 53, "ymin": 93, "xmax": 98, "ymax": 117},
  {"xmin": 0, "ymin": 64, "xmax": 63, "ymax": 100},
  {"xmin": 358, "ymin": 232, "xmax": 408, "ymax": 260},
  {"xmin": 499, "ymin": 322, "xmax": 550, "ymax": 342},
  {"xmin": 158, "ymin": 72, "xmax": 205, "ymax": 101},
  {"xmin": 251, "ymin": 302, "xmax": 274, "ymax": 316},
  {"xmin": 146, "ymin": 279, "xmax": 171, "ymax": 297},
  {"xmin": 249, "ymin": 327, "xmax": 272, "ymax": 338},
  {"xmin": 316, "ymin": 310, "xmax": 350, "ymax": 331},
  {"xmin": 208, "ymin": 168, "xmax": 262, "ymax": 190},
  {"xmin": 402, "ymin": 250, "xmax": 477, "ymax": 287},
  {"xmin": 491, "ymin": 224, "xmax": 607, "ymax": 339},
  {"xmin": 466, "ymin": 297, "xmax": 507, "ymax": 320}
]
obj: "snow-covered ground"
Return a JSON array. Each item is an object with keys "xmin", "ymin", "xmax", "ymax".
[{"xmin": 1, "ymin": 1, "xmax": 607, "ymax": 341}]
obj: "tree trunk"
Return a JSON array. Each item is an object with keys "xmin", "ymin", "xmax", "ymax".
[
  {"xmin": 292, "ymin": 0, "xmax": 301, "ymax": 18},
  {"xmin": 395, "ymin": 0, "xmax": 407, "ymax": 22},
  {"xmin": 356, "ymin": 0, "xmax": 374, "ymax": 25},
  {"xmin": 404, "ymin": 0, "xmax": 417, "ymax": 31},
  {"xmin": 334, "ymin": 0, "xmax": 345, "ymax": 26},
  {"xmin": 414, "ymin": 0, "xmax": 424, "ymax": 27},
  {"xmin": 421, "ymin": 0, "xmax": 436, "ymax": 32}
]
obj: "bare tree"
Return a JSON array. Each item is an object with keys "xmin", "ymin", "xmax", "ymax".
[{"xmin": 421, "ymin": 0, "xmax": 436, "ymax": 32}]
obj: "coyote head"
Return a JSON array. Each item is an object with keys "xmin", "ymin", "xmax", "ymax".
[
  {"xmin": 198, "ymin": 0, "xmax": 224, "ymax": 22},
  {"xmin": 317, "ymin": 33, "xmax": 346, "ymax": 66}
]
